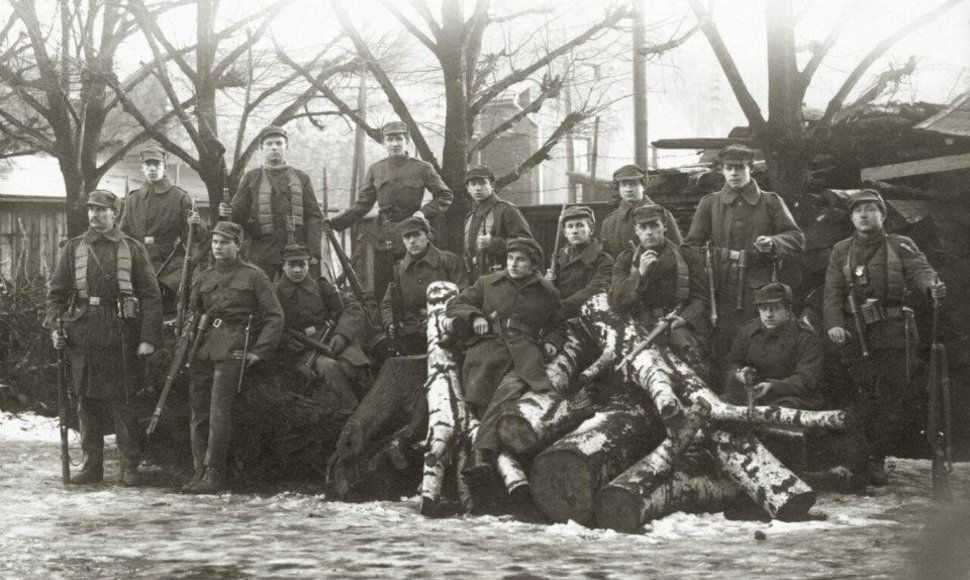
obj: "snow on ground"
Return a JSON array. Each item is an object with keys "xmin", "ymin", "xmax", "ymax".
[{"xmin": 1, "ymin": 411, "xmax": 968, "ymax": 579}]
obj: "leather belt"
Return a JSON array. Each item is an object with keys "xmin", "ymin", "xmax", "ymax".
[
  {"xmin": 490, "ymin": 317, "xmax": 540, "ymax": 341},
  {"xmin": 848, "ymin": 300, "xmax": 905, "ymax": 324}
]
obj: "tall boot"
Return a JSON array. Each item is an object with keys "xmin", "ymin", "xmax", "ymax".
[
  {"xmin": 191, "ymin": 467, "xmax": 228, "ymax": 495},
  {"xmin": 112, "ymin": 400, "xmax": 143, "ymax": 487},
  {"xmin": 72, "ymin": 397, "xmax": 104, "ymax": 485}
]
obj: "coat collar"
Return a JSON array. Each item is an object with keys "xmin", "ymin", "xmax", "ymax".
[
  {"xmin": 490, "ymin": 269, "xmax": 543, "ymax": 288},
  {"xmin": 401, "ymin": 243, "xmax": 443, "ymax": 270},
  {"xmin": 276, "ymin": 274, "xmax": 319, "ymax": 299},
  {"xmin": 750, "ymin": 317, "xmax": 797, "ymax": 338},
  {"xmin": 141, "ymin": 176, "xmax": 174, "ymax": 195},
  {"xmin": 83, "ymin": 226, "xmax": 123, "ymax": 243},
  {"xmin": 619, "ymin": 197, "xmax": 653, "ymax": 220},
  {"xmin": 471, "ymin": 194, "xmax": 499, "ymax": 215},
  {"xmin": 558, "ymin": 238, "xmax": 604, "ymax": 267},
  {"xmin": 718, "ymin": 179, "xmax": 762, "ymax": 206}
]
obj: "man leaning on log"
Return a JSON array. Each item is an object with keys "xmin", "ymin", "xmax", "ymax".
[
  {"xmin": 275, "ymin": 244, "xmax": 370, "ymax": 417},
  {"xmin": 444, "ymin": 237, "xmax": 564, "ymax": 497}
]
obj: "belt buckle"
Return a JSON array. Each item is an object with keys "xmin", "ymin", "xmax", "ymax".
[
  {"xmin": 144, "ymin": 236, "xmax": 155, "ymax": 244},
  {"xmin": 89, "ymin": 297, "xmax": 101, "ymax": 306},
  {"xmin": 729, "ymin": 250, "xmax": 741, "ymax": 260},
  {"xmin": 212, "ymin": 318, "xmax": 222, "ymax": 328}
]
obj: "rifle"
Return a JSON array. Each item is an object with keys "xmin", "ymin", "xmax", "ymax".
[
  {"xmin": 285, "ymin": 327, "xmax": 333, "ymax": 356},
  {"xmin": 845, "ymin": 292, "xmax": 870, "ymax": 359},
  {"xmin": 389, "ymin": 264, "xmax": 406, "ymax": 337},
  {"xmin": 323, "ymin": 224, "xmax": 374, "ymax": 328},
  {"xmin": 546, "ymin": 201, "xmax": 569, "ymax": 281},
  {"xmin": 615, "ymin": 305, "xmax": 685, "ymax": 369},
  {"xmin": 237, "ymin": 314, "xmax": 254, "ymax": 394},
  {"xmin": 705, "ymin": 242, "xmax": 717, "ymax": 328},
  {"xmin": 925, "ymin": 276, "xmax": 951, "ymax": 501},
  {"xmin": 175, "ymin": 198, "xmax": 197, "ymax": 330},
  {"xmin": 220, "ymin": 186, "xmax": 231, "ymax": 222},
  {"xmin": 735, "ymin": 249, "xmax": 748, "ymax": 311},
  {"xmin": 742, "ymin": 368, "xmax": 756, "ymax": 419},
  {"xmin": 185, "ymin": 313, "xmax": 211, "ymax": 369},
  {"xmin": 475, "ymin": 215, "xmax": 488, "ymax": 278},
  {"xmin": 146, "ymin": 311, "xmax": 198, "ymax": 437},
  {"xmin": 56, "ymin": 319, "xmax": 70, "ymax": 485}
]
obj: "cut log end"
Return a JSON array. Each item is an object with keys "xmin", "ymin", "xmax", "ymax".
[
  {"xmin": 593, "ymin": 486, "xmax": 643, "ymax": 533},
  {"xmin": 774, "ymin": 489, "xmax": 817, "ymax": 521},
  {"xmin": 530, "ymin": 449, "xmax": 594, "ymax": 525},
  {"xmin": 497, "ymin": 415, "xmax": 539, "ymax": 455}
]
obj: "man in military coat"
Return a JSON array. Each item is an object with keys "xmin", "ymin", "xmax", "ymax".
[
  {"xmin": 547, "ymin": 205, "xmax": 613, "ymax": 318},
  {"xmin": 610, "ymin": 204, "xmax": 709, "ymax": 360},
  {"xmin": 684, "ymin": 145, "xmax": 805, "ymax": 367},
  {"xmin": 121, "ymin": 146, "xmax": 207, "ymax": 310},
  {"xmin": 462, "ymin": 164, "xmax": 532, "ymax": 278},
  {"xmin": 47, "ymin": 190, "xmax": 163, "ymax": 486},
  {"xmin": 823, "ymin": 189, "xmax": 945, "ymax": 485},
  {"xmin": 330, "ymin": 121, "xmax": 453, "ymax": 301},
  {"xmin": 276, "ymin": 244, "xmax": 369, "ymax": 415},
  {"xmin": 219, "ymin": 125, "xmax": 324, "ymax": 277},
  {"xmin": 183, "ymin": 221, "xmax": 284, "ymax": 494},
  {"xmin": 599, "ymin": 164, "xmax": 682, "ymax": 257},
  {"xmin": 380, "ymin": 216, "xmax": 466, "ymax": 356},
  {"xmin": 445, "ymin": 237, "xmax": 564, "ymax": 486}
]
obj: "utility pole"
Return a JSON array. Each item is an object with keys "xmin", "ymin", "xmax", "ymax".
[
  {"xmin": 349, "ymin": 74, "xmax": 367, "ymax": 205},
  {"xmin": 564, "ymin": 71, "xmax": 576, "ymax": 203},
  {"xmin": 632, "ymin": 0, "xmax": 648, "ymax": 168}
]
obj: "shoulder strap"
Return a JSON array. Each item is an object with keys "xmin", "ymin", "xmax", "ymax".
[
  {"xmin": 116, "ymin": 240, "xmax": 134, "ymax": 296},
  {"xmin": 671, "ymin": 244, "xmax": 690, "ymax": 302},
  {"xmin": 74, "ymin": 241, "xmax": 89, "ymax": 299}
]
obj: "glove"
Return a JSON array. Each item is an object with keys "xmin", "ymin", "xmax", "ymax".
[{"xmin": 328, "ymin": 334, "xmax": 349, "ymax": 356}]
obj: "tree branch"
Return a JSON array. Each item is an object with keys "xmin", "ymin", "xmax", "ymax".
[
  {"xmin": 378, "ymin": 0, "xmax": 437, "ymax": 52},
  {"xmin": 469, "ymin": 73, "xmax": 561, "ymax": 156},
  {"xmin": 212, "ymin": 0, "xmax": 294, "ymax": 80},
  {"xmin": 639, "ymin": 24, "xmax": 698, "ymax": 56},
  {"xmin": 406, "ymin": 0, "xmax": 441, "ymax": 36},
  {"xmin": 495, "ymin": 110, "xmax": 589, "ymax": 190},
  {"xmin": 489, "ymin": 5, "xmax": 555, "ymax": 24},
  {"xmin": 0, "ymin": 112, "xmax": 57, "ymax": 155},
  {"xmin": 128, "ymin": 0, "xmax": 196, "ymax": 81},
  {"xmin": 797, "ymin": 3, "xmax": 851, "ymax": 100}
]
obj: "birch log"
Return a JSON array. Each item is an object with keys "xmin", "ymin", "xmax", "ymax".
[{"xmin": 497, "ymin": 451, "xmax": 529, "ymax": 494}]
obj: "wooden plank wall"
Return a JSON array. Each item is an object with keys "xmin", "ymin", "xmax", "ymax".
[{"xmin": 0, "ymin": 201, "xmax": 67, "ymax": 284}]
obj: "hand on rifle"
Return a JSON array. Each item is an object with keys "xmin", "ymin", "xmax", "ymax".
[
  {"xmin": 475, "ymin": 234, "xmax": 492, "ymax": 251},
  {"xmin": 136, "ymin": 342, "xmax": 155, "ymax": 358},
  {"xmin": 321, "ymin": 217, "xmax": 333, "ymax": 232},
  {"xmin": 385, "ymin": 322, "xmax": 397, "ymax": 339},
  {"xmin": 637, "ymin": 249, "xmax": 659, "ymax": 277},
  {"xmin": 218, "ymin": 202, "xmax": 232, "ymax": 219},
  {"xmin": 327, "ymin": 334, "xmax": 348, "ymax": 356},
  {"xmin": 412, "ymin": 210, "xmax": 426, "ymax": 220},
  {"xmin": 752, "ymin": 382, "xmax": 773, "ymax": 400},
  {"xmin": 734, "ymin": 366, "xmax": 757, "ymax": 385},
  {"xmin": 441, "ymin": 317, "xmax": 455, "ymax": 333},
  {"xmin": 472, "ymin": 316, "xmax": 489, "ymax": 335},
  {"xmin": 753, "ymin": 236, "xmax": 774, "ymax": 254},
  {"xmin": 542, "ymin": 342, "xmax": 558, "ymax": 360},
  {"xmin": 827, "ymin": 326, "xmax": 851, "ymax": 345},
  {"xmin": 929, "ymin": 280, "xmax": 947, "ymax": 300},
  {"xmin": 51, "ymin": 329, "xmax": 67, "ymax": 350},
  {"xmin": 187, "ymin": 209, "xmax": 203, "ymax": 228},
  {"xmin": 669, "ymin": 316, "xmax": 687, "ymax": 330},
  {"xmin": 244, "ymin": 352, "xmax": 260, "ymax": 367}
]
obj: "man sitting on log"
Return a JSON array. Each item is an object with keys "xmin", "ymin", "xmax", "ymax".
[
  {"xmin": 380, "ymin": 215, "xmax": 466, "ymax": 356},
  {"xmin": 445, "ymin": 237, "xmax": 564, "ymax": 492},
  {"xmin": 276, "ymin": 244, "xmax": 369, "ymax": 416},
  {"xmin": 546, "ymin": 205, "xmax": 614, "ymax": 319},
  {"xmin": 824, "ymin": 189, "xmax": 945, "ymax": 486},
  {"xmin": 609, "ymin": 204, "xmax": 710, "ymax": 363},
  {"xmin": 725, "ymin": 282, "xmax": 822, "ymax": 409}
]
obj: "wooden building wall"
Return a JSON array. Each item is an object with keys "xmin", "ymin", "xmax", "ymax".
[{"xmin": 0, "ymin": 198, "xmax": 68, "ymax": 283}]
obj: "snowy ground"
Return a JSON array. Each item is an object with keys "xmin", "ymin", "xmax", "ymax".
[{"xmin": 1, "ymin": 412, "xmax": 968, "ymax": 579}]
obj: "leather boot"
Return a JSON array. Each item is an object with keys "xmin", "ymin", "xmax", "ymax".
[
  {"xmin": 869, "ymin": 457, "xmax": 889, "ymax": 487},
  {"xmin": 191, "ymin": 468, "xmax": 228, "ymax": 495},
  {"xmin": 179, "ymin": 469, "xmax": 206, "ymax": 494},
  {"xmin": 120, "ymin": 467, "xmax": 143, "ymax": 487},
  {"xmin": 70, "ymin": 464, "xmax": 104, "ymax": 485}
]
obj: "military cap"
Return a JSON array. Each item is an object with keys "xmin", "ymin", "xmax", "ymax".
[
  {"xmin": 717, "ymin": 144, "xmax": 754, "ymax": 164},
  {"xmin": 139, "ymin": 146, "xmax": 166, "ymax": 163},
  {"xmin": 258, "ymin": 125, "xmax": 288, "ymax": 143},
  {"xmin": 84, "ymin": 189, "xmax": 119, "ymax": 211},
  {"xmin": 753, "ymin": 282, "xmax": 793, "ymax": 306},
  {"xmin": 632, "ymin": 204, "xmax": 666, "ymax": 225},
  {"xmin": 847, "ymin": 189, "xmax": 886, "ymax": 214},
  {"xmin": 612, "ymin": 164, "xmax": 647, "ymax": 183},
  {"xmin": 561, "ymin": 205, "xmax": 595, "ymax": 228},
  {"xmin": 381, "ymin": 121, "xmax": 409, "ymax": 137},
  {"xmin": 212, "ymin": 221, "xmax": 243, "ymax": 244},
  {"xmin": 464, "ymin": 164, "xmax": 495, "ymax": 183},
  {"xmin": 399, "ymin": 215, "xmax": 435, "ymax": 237},
  {"xmin": 281, "ymin": 244, "xmax": 312, "ymax": 262},
  {"xmin": 506, "ymin": 236, "xmax": 544, "ymax": 267}
]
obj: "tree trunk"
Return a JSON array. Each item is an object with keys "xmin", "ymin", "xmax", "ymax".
[
  {"xmin": 530, "ymin": 391, "xmax": 665, "ymax": 525},
  {"xmin": 598, "ymin": 472, "xmax": 740, "ymax": 533}
]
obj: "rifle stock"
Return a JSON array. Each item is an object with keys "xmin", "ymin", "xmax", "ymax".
[
  {"xmin": 175, "ymin": 198, "xmax": 197, "ymax": 330},
  {"xmin": 56, "ymin": 319, "xmax": 70, "ymax": 484},
  {"xmin": 547, "ymin": 201, "xmax": 568, "ymax": 280},
  {"xmin": 146, "ymin": 311, "xmax": 198, "ymax": 437},
  {"xmin": 615, "ymin": 305, "xmax": 685, "ymax": 369},
  {"xmin": 705, "ymin": 242, "xmax": 717, "ymax": 328},
  {"xmin": 285, "ymin": 327, "xmax": 333, "ymax": 356},
  {"xmin": 846, "ymin": 293, "xmax": 870, "ymax": 358},
  {"xmin": 323, "ymin": 225, "xmax": 375, "ymax": 330}
]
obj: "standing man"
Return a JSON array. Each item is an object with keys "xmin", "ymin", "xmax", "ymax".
[
  {"xmin": 599, "ymin": 164, "xmax": 681, "ymax": 257},
  {"xmin": 276, "ymin": 244, "xmax": 370, "ymax": 415},
  {"xmin": 610, "ymin": 205, "xmax": 709, "ymax": 361},
  {"xmin": 380, "ymin": 216, "xmax": 466, "ymax": 356},
  {"xmin": 547, "ymin": 206, "xmax": 613, "ymax": 318},
  {"xmin": 824, "ymin": 189, "xmax": 944, "ymax": 485},
  {"xmin": 685, "ymin": 145, "xmax": 805, "ymax": 367},
  {"xmin": 183, "ymin": 222, "xmax": 284, "ymax": 494},
  {"xmin": 47, "ymin": 190, "xmax": 163, "ymax": 486},
  {"xmin": 121, "ymin": 146, "xmax": 206, "ymax": 310},
  {"xmin": 220, "ymin": 125, "xmax": 324, "ymax": 278},
  {"xmin": 329, "ymin": 121, "xmax": 453, "ymax": 301},
  {"xmin": 462, "ymin": 164, "xmax": 532, "ymax": 279}
]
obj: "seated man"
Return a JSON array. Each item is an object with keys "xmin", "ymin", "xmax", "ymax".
[
  {"xmin": 276, "ymin": 244, "xmax": 369, "ymax": 415},
  {"xmin": 609, "ymin": 204, "xmax": 709, "ymax": 361},
  {"xmin": 445, "ymin": 237, "xmax": 563, "ymax": 486},
  {"xmin": 380, "ymin": 216, "xmax": 466, "ymax": 356},
  {"xmin": 725, "ymin": 282, "xmax": 823, "ymax": 409},
  {"xmin": 547, "ymin": 205, "xmax": 613, "ymax": 319}
]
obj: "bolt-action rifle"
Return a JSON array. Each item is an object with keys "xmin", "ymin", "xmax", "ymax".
[
  {"xmin": 146, "ymin": 311, "xmax": 198, "ymax": 437},
  {"xmin": 56, "ymin": 319, "xmax": 70, "ymax": 484}
]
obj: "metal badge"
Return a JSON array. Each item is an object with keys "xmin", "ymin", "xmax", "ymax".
[
  {"xmin": 144, "ymin": 236, "xmax": 155, "ymax": 244},
  {"xmin": 89, "ymin": 297, "xmax": 101, "ymax": 306}
]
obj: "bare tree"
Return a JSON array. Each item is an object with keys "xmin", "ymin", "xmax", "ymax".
[{"xmin": 687, "ymin": 0, "xmax": 967, "ymax": 197}]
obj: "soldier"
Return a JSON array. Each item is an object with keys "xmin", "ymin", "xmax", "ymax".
[
  {"xmin": 330, "ymin": 121, "xmax": 453, "ymax": 301},
  {"xmin": 546, "ymin": 205, "xmax": 613, "ymax": 318},
  {"xmin": 47, "ymin": 190, "xmax": 163, "ymax": 486},
  {"xmin": 219, "ymin": 125, "xmax": 324, "ymax": 277},
  {"xmin": 182, "ymin": 221, "xmax": 284, "ymax": 494},
  {"xmin": 685, "ymin": 144, "xmax": 805, "ymax": 368},
  {"xmin": 599, "ymin": 164, "xmax": 681, "ymax": 257},
  {"xmin": 276, "ymin": 244, "xmax": 369, "ymax": 415},
  {"xmin": 725, "ymin": 283, "xmax": 823, "ymax": 409},
  {"xmin": 610, "ymin": 204, "xmax": 710, "ymax": 360},
  {"xmin": 445, "ymin": 237, "xmax": 564, "ymax": 485},
  {"xmin": 462, "ymin": 164, "xmax": 532, "ymax": 278},
  {"xmin": 824, "ymin": 189, "xmax": 945, "ymax": 485},
  {"xmin": 380, "ymin": 216, "xmax": 466, "ymax": 356},
  {"xmin": 121, "ymin": 146, "xmax": 207, "ymax": 311}
]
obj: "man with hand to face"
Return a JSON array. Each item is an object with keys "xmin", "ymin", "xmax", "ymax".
[
  {"xmin": 546, "ymin": 205, "xmax": 613, "ymax": 318},
  {"xmin": 599, "ymin": 164, "xmax": 682, "ymax": 257},
  {"xmin": 46, "ymin": 190, "xmax": 163, "ymax": 486},
  {"xmin": 462, "ymin": 164, "xmax": 532, "ymax": 279}
]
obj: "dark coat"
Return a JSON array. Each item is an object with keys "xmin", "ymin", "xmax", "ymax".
[
  {"xmin": 823, "ymin": 231, "xmax": 936, "ymax": 352},
  {"xmin": 276, "ymin": 275, "xmax": 370, "ymax": 367},
  {"xmin": 446, "ymin": 271, "xmax": 564, "ymax": 407},
  {"xmin": 553, "ymin": 239, "xmax": 613, "ymax": 318},
  {"xmin": 46, "ymin": 227, "xmax": 163, "ymax": 399},
  {"xmin": 725, "ymin": 318, "xmax": 824, "ymax": 410},
  {"xmin": 190, "ymin": 258, "xmax": 284, "ymax": 363},
  {"xmin": 599, "ymin": 198, "xmax": 682, "ymax": 257},
  {"xmin": 463, "ymin": 195, "xmax": 533, "ymax": 275},
  {"xmin": 229, "ymin": 166, "xmax": 324, "ymax": 272},
  {"xmin": 380, "ymin": 244, "xmax": 467, "ymax": 334}
]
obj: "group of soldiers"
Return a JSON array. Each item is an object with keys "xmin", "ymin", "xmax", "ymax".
[{"xmin": 45, "ymin": 118, "xmax": 946, "ymax": 501}]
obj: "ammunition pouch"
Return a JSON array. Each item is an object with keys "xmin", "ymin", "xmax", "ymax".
[
  {"xmin": 849, "ymin": 299, "xmax": 905, "ymax": 325},
  {"xmin": 117, "ymin": 295, "xmax": 141, "ymax": 320},
  {"xmin": 377, "ymin": 204, "xmax": 416, "ymax": 226}
]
